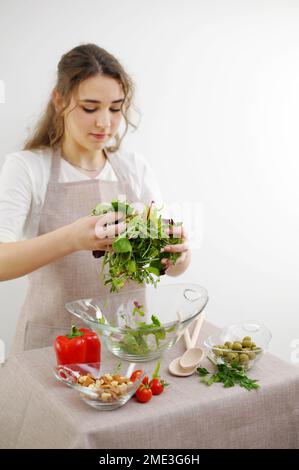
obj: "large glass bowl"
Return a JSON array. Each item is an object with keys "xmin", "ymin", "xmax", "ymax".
[
  {"xmin": 204, "ymin": 320, "xmax": 272, "ymax": 370},
  {"xmin": 65, "ymin": 283, "xmax": 209, "ymax": 362},
  {"xmin": 53, "ymin": 361, "xmax": 146, "ymax": 410}
]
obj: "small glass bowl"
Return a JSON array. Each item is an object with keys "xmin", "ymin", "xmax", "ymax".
[
  {"xmin": 53, "ymin": 362, "xmax": 146, "ymax": 410},
  {"xmin": 204, "ymin": 320, "xmax": 272, "ymax": 370}
]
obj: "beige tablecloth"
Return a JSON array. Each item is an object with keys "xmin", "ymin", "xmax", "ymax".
[{"xmin": 0, "ymin": 321, "xmax": 298, "ymax": 449}]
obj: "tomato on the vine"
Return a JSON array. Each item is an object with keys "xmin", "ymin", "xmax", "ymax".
[
  {"xmin": 147, "ymin": 361, "xmax": 169, "ymax": 395},
  {"xmin": 135, "ymin": 384, "xmax": 152, "ymax": 403},
  {"xmin": 149, "ymin": 378, "xmax": 166, "ymax": 395},
  {"xmin": 132, "ymin": 362, "xmax": 169, "ymax": 404}
]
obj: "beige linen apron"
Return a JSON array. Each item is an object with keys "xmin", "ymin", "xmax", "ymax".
[{"xmin": 10, "ymin": 145, "xmax": 143, "ymax": 355}]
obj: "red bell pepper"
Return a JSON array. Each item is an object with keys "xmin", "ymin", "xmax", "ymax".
[{"xmin": 54, "ymin": 325, "xmax": 101, "ymax": 365}]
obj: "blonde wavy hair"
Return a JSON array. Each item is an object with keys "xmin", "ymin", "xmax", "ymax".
[{"xmin": 23, "ymin": 43, "xmax": 139, "ymax": 153}]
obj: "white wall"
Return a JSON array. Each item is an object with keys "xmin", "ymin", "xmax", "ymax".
[{"xmin": 1, "ymin": 0, "xmax": 299, "ymax": 363}]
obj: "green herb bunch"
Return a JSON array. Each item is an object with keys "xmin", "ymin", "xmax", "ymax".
[
  {"xmin": 197, "ymin": 361, "xmax": 260, "ymax": 391},
  {"xmin": 92, "ymin": 200, "xmax": 183, "ymax": 292}
]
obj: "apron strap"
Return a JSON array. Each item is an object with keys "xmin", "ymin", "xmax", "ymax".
[
  {"xmin": 49, "ymin": 145, "xmax": 62, "ymax": 183},
  {"xmin": 104, "ymin": 148, "xmax": 126, "ymax": 182}
]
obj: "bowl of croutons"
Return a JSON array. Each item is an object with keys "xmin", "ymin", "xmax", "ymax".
[{"xmin": 53, "ymin": 361, "xmax": 146, "ymax": 410}]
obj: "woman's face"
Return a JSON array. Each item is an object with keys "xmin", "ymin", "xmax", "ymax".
[{"xmin": 57, "ymin": 74, "xmax": 125, "ymax": 151}]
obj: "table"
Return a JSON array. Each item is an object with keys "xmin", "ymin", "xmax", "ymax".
[{"xmin": 0, "ymin": 321, "xmax": 298, "ymax": 449}]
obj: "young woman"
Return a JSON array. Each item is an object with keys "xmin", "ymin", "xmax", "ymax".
[{"xmin": 0, "ymin": 43, "xmax": 191, "ymax": 354}]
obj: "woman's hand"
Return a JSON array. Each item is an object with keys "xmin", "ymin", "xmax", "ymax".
[
  {"xmin": 160, "ymin": 225, "xmax": 191, "ymax": 276},
  {"xmin": 66, "ymin": 212, "xmax": 126, "ymax": 253}
]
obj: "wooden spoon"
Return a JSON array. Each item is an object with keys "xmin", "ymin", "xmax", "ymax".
[
  {"xmin": 168, "ymin": 311, "xmax": 205, "ymax": 377},
  {"xmin": 179, "ymin": 312, "xmax": 205, "ymax": 369}
]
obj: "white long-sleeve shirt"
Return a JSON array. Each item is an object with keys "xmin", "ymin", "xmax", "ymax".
[{"xmin": 0, "ymin": 146, "xmax": 166, "ymax": 242}]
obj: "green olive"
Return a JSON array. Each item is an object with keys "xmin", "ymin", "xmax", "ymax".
[
  {"xmin": 226, "ymin": 352, "xmax": 235, "ymax": 362},
  {"xmin": 213, "ymin": 347, "xmax": 223, "ymax": 357},
  {"xmin": 243, "ymin": 336, "xmax": 252, "ymax": 342},
  {"xmin": 247, "ymin": 351, "xmax": 256, "ymax": 360},
  {"xmin": 242, "ymin": 348, "xmax": 250, "ymax": 355},
  {"xmin": 239, "ymin": 353, "xmax": 249, "ymax": 363},
  {"xmin": 251, "ymin": 342, "xmax": 256, "ymax": 348},
  {"xmin": 242, "ymin": 340, "xmax": 252, "ymax": 348},
  {"xmin": 232, "ymin": 353, "xmax": 239, "ymax": 363},
  {"xmin": 225, "ymin": 341, "xmax": 233, "ymax": 349},
  {"xmin": 232, "ymin": 342, "xmax": 242, "ymax": 350}
]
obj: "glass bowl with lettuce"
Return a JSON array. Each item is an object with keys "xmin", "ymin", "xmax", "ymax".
[{"xmin": 65, "ymin": 283, "xmax": 209, "ymax": 362}]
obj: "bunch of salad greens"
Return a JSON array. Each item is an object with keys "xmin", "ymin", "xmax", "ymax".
[{"xmin": 92, "ymin": 200, "xmax": 183, "ymax": 292}]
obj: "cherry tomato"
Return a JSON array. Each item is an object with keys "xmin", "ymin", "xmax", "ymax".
[
  {"xmin": 149, "ymin": 378, "xmax": 165, "ymax": 395},
  {"xmin": 130, "ymin": 369, "xmax": 143, "ymax": 382},
  {"xmin": 142, "ymin": 375, "xmax": 149, "ymax": 385},
  {"xmin": 135, "ymin": 384, "xmax": 152, "ymax": 403}
]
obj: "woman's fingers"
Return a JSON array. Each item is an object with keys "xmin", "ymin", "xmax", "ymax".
[
  {"xmin": 95, "ymin": 214, "xmax": 126, "ymax": 239},
  {"xmin": 104, "ymin": 221, "xmax": 127, "ymax": 238},
  {"xmin": 104, "ymin": 244, "xmax": 114, "ymax": 252},
  {"xmin": 93, "ymin": 238, "xmax": 117, "ymax": 251},
  {"xmin": 161, "ymin": 251, "xmax": 187, "ymax": 268},
  {"xmin": 161, "ymin": 241, "xmax": 190, "ymax": 253},
  {"xmin": 165, "ymin": 225, "xmax": 187, "ymax": 239},
  {"xmin": 101, "ymin": 211, "xmax": 125, "ymax": 224},
  {"xmin": 161, "ymin": 222, "xmax": 189, "ymax": 254}
]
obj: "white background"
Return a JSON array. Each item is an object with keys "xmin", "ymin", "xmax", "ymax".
[{"xmin": 0, "ymin": 0, "xmax": 299, "ymax": 363}]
